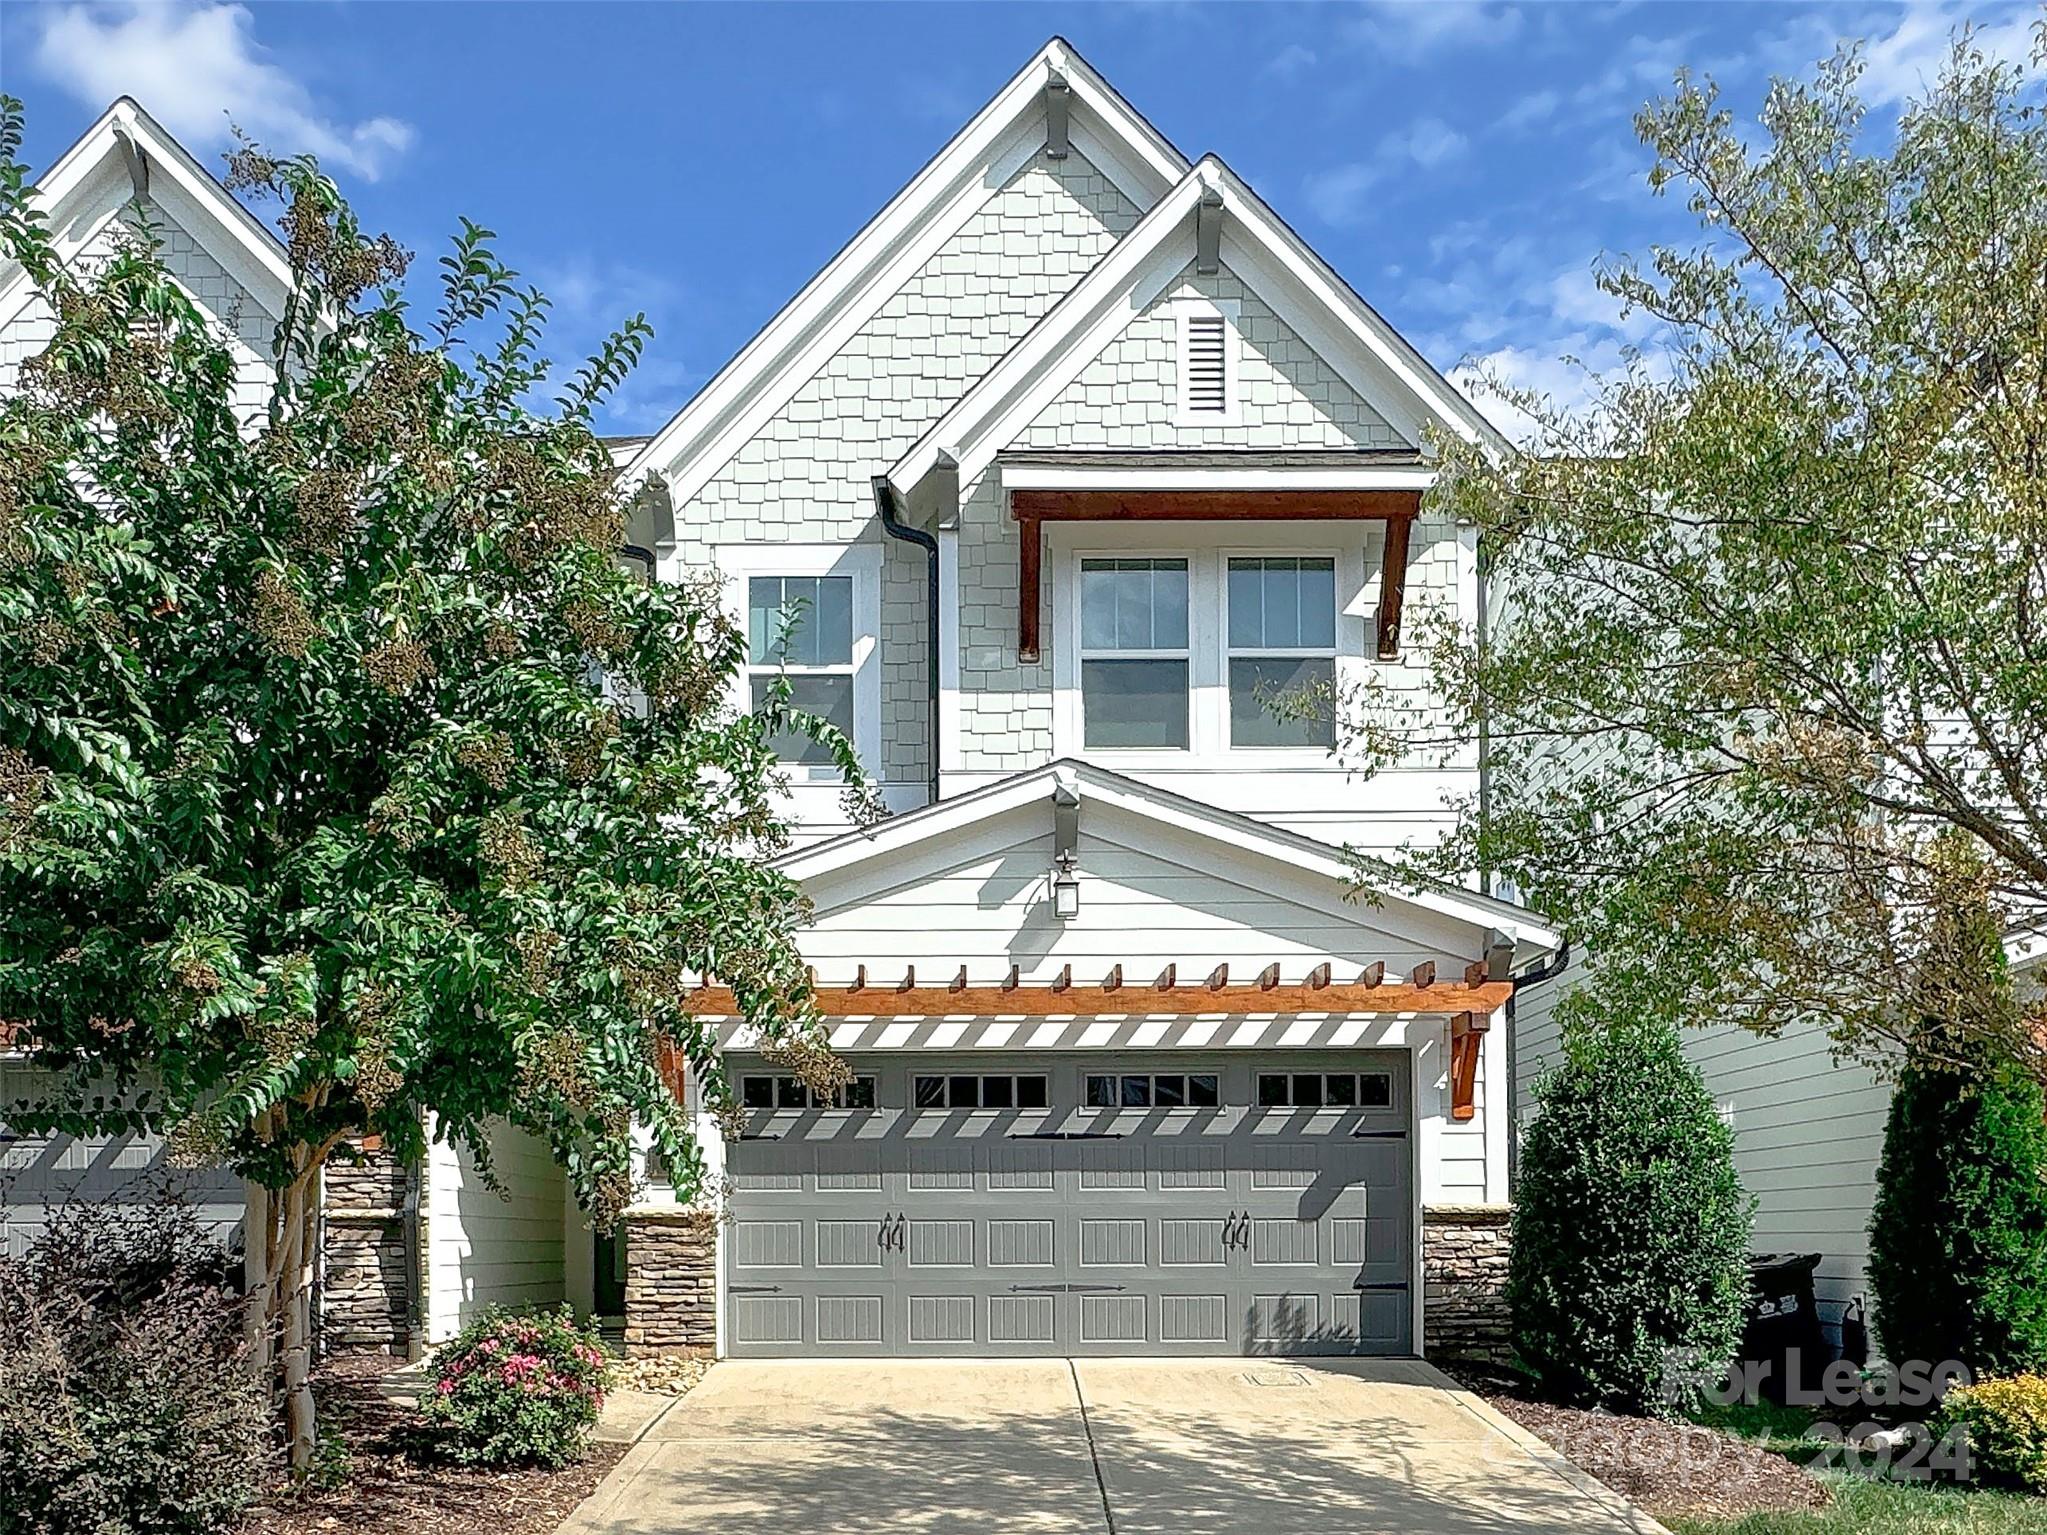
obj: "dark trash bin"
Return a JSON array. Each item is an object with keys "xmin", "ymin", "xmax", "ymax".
[{"xmin": 1743, "ymin": 1251, "xmax": 1828, "ymax": 1403}]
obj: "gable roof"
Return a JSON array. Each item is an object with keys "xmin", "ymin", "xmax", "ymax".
[
  {"xmin": 778, "ymin": 758, "xmax": 1561, "ymax": 966},
  {"xmin": 0, "ymin": 97, "xmax": 293, "ymax": 337},
  {"xmin": 889, "ymin": 155, "xmax": 1510, "ymax": 496},
  {"xmin": 620, "ymin": 38, "xmax": 1189, "ymax": 520}
]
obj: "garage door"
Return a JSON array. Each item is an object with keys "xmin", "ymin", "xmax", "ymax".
[
  {"xmin": 1, "ymin": 1064, "xmax": 244, "ymax": 1256},
  {"xmin": 722, "ymin": 1052, "xmax": 1411, "ymax": 1357}
]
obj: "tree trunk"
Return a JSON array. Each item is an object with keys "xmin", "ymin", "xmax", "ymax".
[
  {"xmin": 246, "ymin": 1168, "xmax": 322, "ymax": 1474},
  {"xmin": 279, "ymin": 1171, "xmax": 317, "ymax": 1472}
]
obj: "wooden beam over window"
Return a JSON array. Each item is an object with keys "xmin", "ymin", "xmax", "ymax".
[{"xmin": 1008, "ymin": 489, "xmax": 1421, "ymax": 663}]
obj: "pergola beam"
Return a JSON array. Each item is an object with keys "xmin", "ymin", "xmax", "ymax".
[{"xmin": 690, "ymin": 978, "xmax": 1512, "ymax": 1019}]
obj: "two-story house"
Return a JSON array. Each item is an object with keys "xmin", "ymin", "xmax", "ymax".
[
  {"xmin": 2, "ymin": 43, "xmax": 1563, "ymax": 1365},
  {"xmin": 589, "ymin": 39, "xmax": 1558, "ymax": 1363}
]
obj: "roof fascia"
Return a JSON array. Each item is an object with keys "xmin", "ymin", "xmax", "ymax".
[
  {"xmin": 997, "ymin": 461, "xmax": 1437, "ymax": 492},
  {"xmin": 890, "ymin": 168, "xmax": 1210, "ymax": 491},
  {"xmin": 1207, "ymin": 161, "xmax": 1510, "ymax": 457},
  {"xmin": 776, "ymin": 758, "xmax": 1559, "ymax": 953},
  {"xmin": 621, "ymin": 40, "xmax": 1187, "ymax": 523},
  {"xmin": 0, "ymin": 98, "xmax": 293, "ymax": 333}
]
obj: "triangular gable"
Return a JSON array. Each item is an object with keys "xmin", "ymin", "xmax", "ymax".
[
  {"xmin": 778, "ymin": 759, "xmax": 1559, "ymax": 971},
  {"xmin": 621, "ymin": 38, "xmax": 1188, "ymax": 512},
  {"xmin": 890, "ymin": 157, "xmax": 1510, "ymax": 496},
  {"xmin": 0, "ymin": 97, "xmax": 293, "ymax": 338}
]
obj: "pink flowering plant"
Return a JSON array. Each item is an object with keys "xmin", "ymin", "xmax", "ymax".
[{"xmin": 419, "ymin": 1305, "xmax": 611, "ymax": 1467}]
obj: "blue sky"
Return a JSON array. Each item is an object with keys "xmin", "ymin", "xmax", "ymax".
[{"xmin": 2, "ymin": 1, "xmax": 2038, "ymax": 436}]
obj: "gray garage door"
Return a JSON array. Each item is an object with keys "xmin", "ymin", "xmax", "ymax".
[
  {"xmin": 1, "ymin": 1063, "xmax": 244, "ymax": 1255},
  {"xmin": 723, "ymin": 1051, "xmax": 1412, "ymax": 1357}
]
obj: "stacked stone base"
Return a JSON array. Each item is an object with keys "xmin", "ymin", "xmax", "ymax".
[
  {"xmin": 1422, "ymin": 1204, "xmax": 1513, "ymax": 1365},
  {"xmin": 623, "ymin": 1208, "xmax": 717, "ymax": 1356},
  {"xmin": 320, "ymin": 1149, "xmax": 412, "ymax": 1354}
]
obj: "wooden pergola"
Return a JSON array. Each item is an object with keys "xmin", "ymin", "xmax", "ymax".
[{"xmin": 691, "ymin": 957, "xmax": 1505, "ymax": 1121}]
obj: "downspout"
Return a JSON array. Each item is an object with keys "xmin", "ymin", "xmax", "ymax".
[
  {"xmin": 1503, "ymin": 939, "xmax": 1571, "ymax": 1192},
  {"xmin": 873, "ymin": 474, "xmax": 940, "ymax": 805}
]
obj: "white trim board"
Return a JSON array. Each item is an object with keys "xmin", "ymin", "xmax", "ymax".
[
  {"xmin": 890, "ymin": 154, "xmax": 1511, "ymax": 496},
  {"xmin": 998, "ymin": 462, "xmax": 1437, "ymax": 492},
  {"xmin": 621, "ymin": 38, "xmax": 1187, "ymax": 525},
  {"xmin": 1, "ymin": 97, "xmax": 293, "ymax": 336},
  {"xmin": 775, "ymin": 758, "xmax": 1561, "ymax": 960}
]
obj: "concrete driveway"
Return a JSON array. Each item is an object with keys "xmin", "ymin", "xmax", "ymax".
[{"xmin": 563, "ymin": 1358, "xmax": 1665, "ymax": 1535}]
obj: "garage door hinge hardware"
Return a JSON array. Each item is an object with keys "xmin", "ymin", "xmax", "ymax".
[
  {"xmin": 1353, "ymin": 1281, "xmax": 1411, "ymax": 1292},
  {"xmin": 1350, "ymin": 1128, "xmax": 1408, "ymax": 1139},
  {"xmin": 738, "ymin": 1132, "xmax": 782, "ymax": 1141},
  {"xmin": 729, "ymin": 1285, "xmax": 784, "ymax": 1293},
  {"xmin": 1007, "ymin": 1283, "xmax": 1129, "ymax": 1293},
  {"xmin": 1007, "ymin": 1130, "xmax": 1125, "ymax": 1140}
]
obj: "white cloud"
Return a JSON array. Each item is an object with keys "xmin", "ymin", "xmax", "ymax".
[
  {"xmin": 1497, "ymin": 88, "xmax": 1562, "ymax": 131},
  {"xmin": 1838, "ymin": 3, "xmax": 2038, "ymax": 106},
  {"xmin": 1303, "ymin": 116, "xmax": 1470, "ymax": 225},
  {"xmin": 1263, "ymin": 43, "xmax": 1319, "ymax": 80},
  {"xmin": 32, "ymin": 2, "xmax": 414, "ymax": 180},
  {"xmin": 1344, "ymin": 1, "xmax": 1524, "ymax": 62}
]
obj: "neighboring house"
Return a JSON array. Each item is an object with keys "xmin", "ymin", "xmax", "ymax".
[
  {"xmin": 0, "ymin": 100, "xmax": 278, "ymax": 1260},
  {"xmin": 5, "ymin": 44, "xmax": 1568, "ymax": 1363}
]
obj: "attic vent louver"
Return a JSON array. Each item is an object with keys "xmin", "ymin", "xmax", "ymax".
[{"xmin": 1182, "ymin": 314, "xmax": 1228, "ymax": 415}]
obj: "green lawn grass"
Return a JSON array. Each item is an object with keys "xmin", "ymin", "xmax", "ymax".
[{"xmin": 1666, "ymin": 1474, "xmax": 2047, "ymax": 1534}]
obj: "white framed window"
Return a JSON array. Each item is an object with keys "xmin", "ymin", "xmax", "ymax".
[
  {"xmin": 748, "ymin": 574, "xmax": 854, "ymax": 765},
  {"xmin": 1050, "ymin": 525, "xmax": 1365, "ymax": 764},
  {"xmin": 714, "ymin": 543, "xmax": 881, "ymax": 778},
  {"xmin": 1171, "ymin": 298, "xmax": 1240, "ymax": 427},
  {"xmin": 1078, "ymin": 557, "xmax": 1190, "ymax": 750},
  {"xmin": 1226, "ymin": 556, "xmax": 1337, "ymax": 749}
]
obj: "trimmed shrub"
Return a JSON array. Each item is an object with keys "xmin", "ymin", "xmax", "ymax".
[
  {"xmin": 1868, "ymin": 845, "xmax": 2047, "ymax": 1378},
  {"xmin": 1936, "ymin": 1375, "xmax": 2047, "ymax": 1491},
  {"xmin": 1510, "ymin": 1012, "xmax": 1754, "ymax": 1414},
  {"xmin": 1868, "ymin": 1058, "xmax": 2047, "ymax": 1376},
  {"xmin": 419, "ymin": 1305, "xmax": 608, "ymax": 1467},
  {"xmin": 0, "ymin": 1203, "xmax": 270, "ymax": 1534}
]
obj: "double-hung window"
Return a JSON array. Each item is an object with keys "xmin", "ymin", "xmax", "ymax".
[
  {"xmin": 1079, "ymin": 558, "xmax": 1189, "ymax": 749},
  {"xmin": 1226, "ymin": 557, "xmax": 1336, "ymax": 748},
  {"xmin": 748, "ymin": 574, "xmax": 854, "ymax": 765}
]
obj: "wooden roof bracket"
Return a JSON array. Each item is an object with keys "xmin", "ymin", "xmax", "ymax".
[
  {"xmin": 1376, "ymin": 512, "xmax": 1413, "ymax": 659},
  {"xmin": 1044, "ymin": 70, "xmax": 1071, "ymax": 160},
  {"xmin": 1449, "ymin": 1011, "xmax": 1482, "ymax": 1122}
]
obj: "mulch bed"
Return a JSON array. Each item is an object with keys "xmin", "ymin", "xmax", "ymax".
[
  {"xmin": 1446, "ymin": 1364, "xmax": 1834, "ymax": 1524},
  {"xmin": 251, "ymin": 1356, "xmax": 624, "ymax": 1535}
]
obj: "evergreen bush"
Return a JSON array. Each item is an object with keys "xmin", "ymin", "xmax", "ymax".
[
  {"xmin": 1868, "ymin": 837, "xmax": 2047, "ymax": 1378},
  {"xmin": 1510, "ymin": 1010, "xmax": 1754, "ymax": 1413}
]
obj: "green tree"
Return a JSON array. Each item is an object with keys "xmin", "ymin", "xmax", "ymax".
[
  {"xmin": 1362, "ymin": 28, "xmax": 2047, "ymax": 1074},
  {"xmin": 1510, "ymin": 1010, "xmax": 1754, "ymax": 1414},
  {"xmin": 0, "ymin": 100, "xmax": 854, "ymax": 1466},
  {"xmin": 1869, "ymin": 836, "xmax": 2047, "ymax": 1376}
]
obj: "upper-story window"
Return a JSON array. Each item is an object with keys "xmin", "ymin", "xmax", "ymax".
[
  {"xmin": 717, "ymin": 543, "xmax": 881, "ymax": 779},
  {"xmin": 1051, "ymin": 531, "xmax": 1363, "ymax": 763},
  {"xmin": 1080, "ymin": 558, "xmax": 1189, "ymax": 749},
  {"xmin": 1227, "ymin": 557, "xmax": 1336, "ymax": 749},
  {"xmin": 749, "ymin": 574, "xmax": 853, "ymax": 764}
]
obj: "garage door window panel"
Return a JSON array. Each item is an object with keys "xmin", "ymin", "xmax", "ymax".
[{"xmin": 915, "ymin": 1074, "xmax": 1048, "ymax": 1109}]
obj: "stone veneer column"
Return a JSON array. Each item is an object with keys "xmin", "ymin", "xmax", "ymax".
[
  {"xmin": 1422, "ymin": 1204, "xmax": 1514, "ymax": 1364},
  {"xmin": 622, "ymin": 1207, "xmax": 717, "ymax": 1356},
  {"xmin": 320, "ymin": 1149, "xmax": 412, "ymax": 1353}
]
